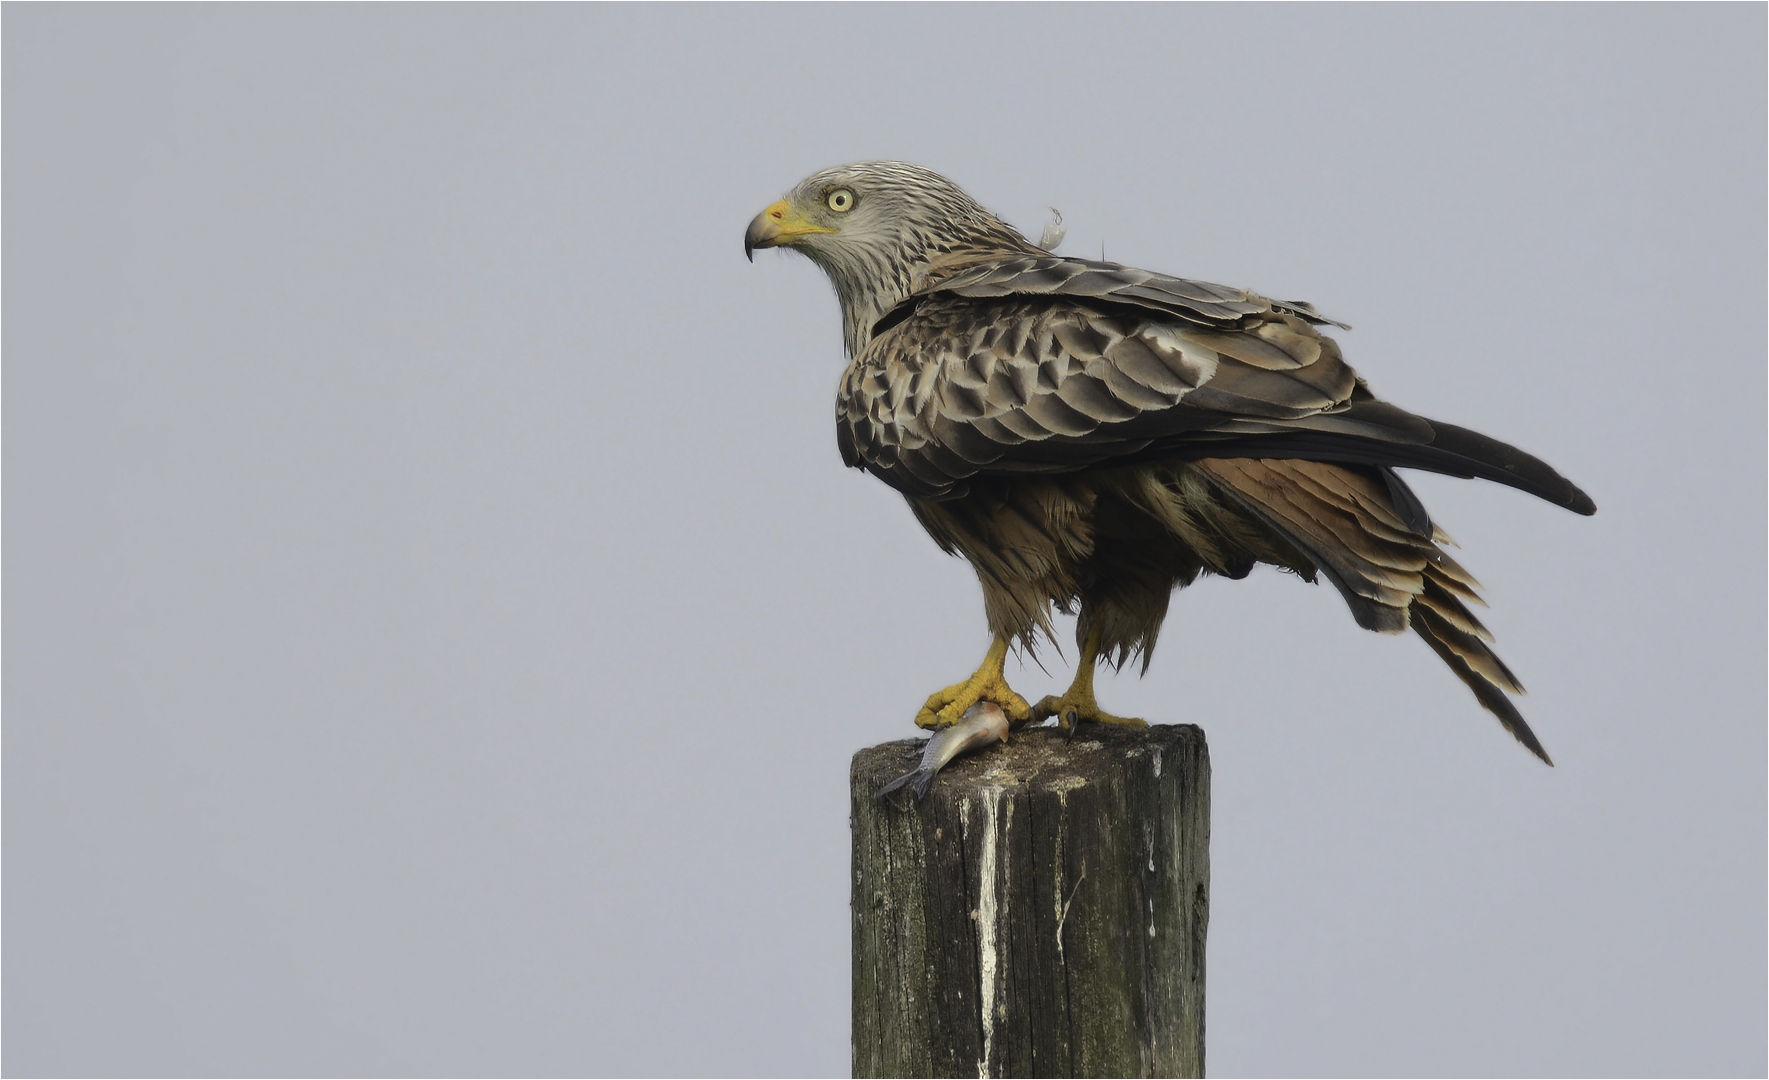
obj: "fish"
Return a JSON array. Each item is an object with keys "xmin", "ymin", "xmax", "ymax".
[{"xmin": 876, "ymin": 701, "xmax": 1011, "ymax": 801}]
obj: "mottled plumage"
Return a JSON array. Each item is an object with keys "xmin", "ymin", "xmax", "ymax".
[{"xmin": 746, "ymin": 162, "xmax": 1593, "ymax": 763}]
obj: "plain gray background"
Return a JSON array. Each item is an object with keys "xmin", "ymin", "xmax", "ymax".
[{"xmin": 6, "ymin": 5, "xmax": 1764, "ymax": 1077}]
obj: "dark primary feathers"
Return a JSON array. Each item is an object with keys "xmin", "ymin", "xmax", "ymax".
[{"xmin": 756, "ymin": 161, "xmax": 1593, "ymax": 763}]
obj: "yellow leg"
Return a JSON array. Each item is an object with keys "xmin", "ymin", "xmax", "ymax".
[
  {"xmin": 1033, "ymin": 626, "xmax": 1147, "ymax": 730},
  {"xmin": 916, "ymin": 636, "xmax": 1033, "ymax": 729}
]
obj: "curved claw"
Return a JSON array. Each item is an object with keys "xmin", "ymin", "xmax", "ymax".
[
  {"xmin": 1034, "ymin": 624, "xmax": 1147, "ymax": 732},
  {"xmin": 1032, "ymin": 692, "xmax": 1147, "ymax": 732}
]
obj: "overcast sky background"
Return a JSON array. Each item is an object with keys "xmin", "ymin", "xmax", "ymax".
[{"xmin": 6, "ymin": 6, "xmax": 1764, "ymax": 1077}]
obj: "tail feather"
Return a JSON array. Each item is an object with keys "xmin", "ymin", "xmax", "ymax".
[
  {"xmin": 1412, "ymin": 577, "xmax": 1521, "ymax": 692},
  {"xmin": 1416, "ymin": 575, "xmax": 1494, "ymax": 643},
  {"xmin": 1195, "ymin": 456, "xmax": 1554, "ymax": 764},
  {"xmin": 1412, "ymin": 608, "xmax": 1551, "ymax": 764},
  {"xmin": 1426, "ymin": 546, "xmax": 1486, "ymax": 604},
  {"xmin": 1199, "ymin": 458, "xmax": 1420, "ymax": 629}
]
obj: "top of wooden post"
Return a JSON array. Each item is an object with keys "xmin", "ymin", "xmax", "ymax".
[{"xmin": 853, "ymin": 722, "xmax": 1207, "ymax": 804}]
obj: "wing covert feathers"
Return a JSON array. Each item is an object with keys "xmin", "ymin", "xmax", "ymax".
[{"xmin": 841, "ymin": 261, "xmax": 1595, "ymax": 519}]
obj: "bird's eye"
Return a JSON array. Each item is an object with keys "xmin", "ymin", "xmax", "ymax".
[{"xmin": 826, "ymin": 188, "xmax": 855, "ymax": 213}]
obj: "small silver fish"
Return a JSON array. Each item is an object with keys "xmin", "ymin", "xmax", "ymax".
[{"xmin": 877, "ymin": 702, "xmax": 1011, "ymax": 801}]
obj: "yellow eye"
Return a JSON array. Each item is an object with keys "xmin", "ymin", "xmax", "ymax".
[{"xmin": 826, "ymin": 188, "xmax": 855, "ymax": 213}]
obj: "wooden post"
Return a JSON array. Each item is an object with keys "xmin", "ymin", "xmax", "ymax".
[{"xmin": 851, "ymin": 724, "xmax": 1209, "ymax": 1079}]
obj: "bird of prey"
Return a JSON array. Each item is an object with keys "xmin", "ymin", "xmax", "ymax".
[{"xmin": 745, "ymin": 162, "xmax": 1593, "ymax": 763}]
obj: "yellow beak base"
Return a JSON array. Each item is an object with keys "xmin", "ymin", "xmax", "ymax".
[{"xmin": 745, "ymin": 199, "xmax": 837, "ymax": 260}]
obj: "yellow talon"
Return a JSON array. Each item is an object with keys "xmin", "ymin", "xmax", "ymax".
[
  {"xmin": 1032, "ymin": 625, "xmax": 1147, "ymax": 730},
  {"xmin": 915, "ymin": 636, "xmax": 1033, "ymax": 729}
]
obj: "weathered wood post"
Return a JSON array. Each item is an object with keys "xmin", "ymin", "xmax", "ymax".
[{"xmin": 851, "ymin": 724, "xmax": 1209, "ymax": 1078}]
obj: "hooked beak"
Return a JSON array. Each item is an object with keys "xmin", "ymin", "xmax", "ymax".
[{"xmin": 744, "ymin": 199, "xmax": 837, "ymax": 261}]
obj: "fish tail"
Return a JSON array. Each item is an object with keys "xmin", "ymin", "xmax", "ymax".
[{"xmin": 876, "ymin": 769, "xmax": 927, "ymax": 800}]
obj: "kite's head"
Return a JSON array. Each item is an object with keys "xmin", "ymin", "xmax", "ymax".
[{"xmin": 745, "ymin": 161, "xmax": 1039, "ymax": 355}]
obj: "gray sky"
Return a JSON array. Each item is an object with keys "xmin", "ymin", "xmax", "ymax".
[{"xmin": 6, "ymin": 6, "xmax": 1763, "ymax": 1077}]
